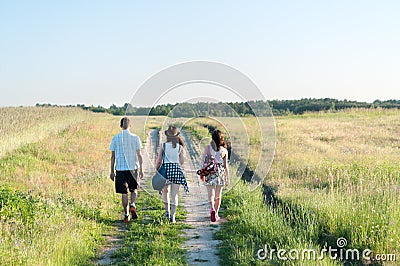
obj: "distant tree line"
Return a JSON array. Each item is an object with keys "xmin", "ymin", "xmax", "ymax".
[{"xmin": 35, "ymin": 98, "xmax": 400, "ymax": 117}]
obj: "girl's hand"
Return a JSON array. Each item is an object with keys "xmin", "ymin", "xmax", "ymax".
[{"xmin": 225, "ymin": 177, "xmax": 230, "ymax": 187}]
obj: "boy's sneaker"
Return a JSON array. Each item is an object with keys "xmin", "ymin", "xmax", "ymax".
[
  {"xmin": 124, "ymin": 214, "xmax": 130, "ymax": 223},
  {"xmin": 170, "ymin": 215, "xmax": 176, "ymax": 223},
  {"xmin": 130, "ymin": 204, "xmax": 138, "ymax": 220},
  {"xmin": 165, "ymin": 211, "xmax": 170, "ymax": 219},
  {"xmin": 210, "ymin": 209, "xmax": 216, "ymax": 222}
]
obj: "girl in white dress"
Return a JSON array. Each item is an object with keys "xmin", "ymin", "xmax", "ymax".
[
  {"xmin": 155, "ymin": 126, "xmax": 187, "ymax": 223},
  {"xmin": 203, "ymin": 129, "xmax": 230, "ymax": 222}
]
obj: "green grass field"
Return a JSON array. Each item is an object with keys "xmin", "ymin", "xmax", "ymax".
[
  {"xmin": 1, "ymin": 107, "xmax": 399, "ymax": 265},
  {"xmin": 186, "ymin": 108, "xmax": 400, "ymax": 265},
  {"xmin": 0, "ymin": 108, "xmax": 117, "ymax": 265},
  {"xmin": 0, "ymin": 108, "xmax": 187, "ymax": 265}
]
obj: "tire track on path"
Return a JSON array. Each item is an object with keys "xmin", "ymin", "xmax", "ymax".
[
  {"xmin": 96, "ymin": 130, "xmax": 158, "ymax": 265},
  {"xmin": 179, "ymin": 129, "xmax": 223, "ymax": 266},
  {"xmin": 97, "ymin": 129, "xmax": 224, "ymax": 265}
]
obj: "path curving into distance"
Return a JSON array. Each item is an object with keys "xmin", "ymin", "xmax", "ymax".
[{"xmin": 180, "ymin": 129, "xmax": 224, "ymax": 266}]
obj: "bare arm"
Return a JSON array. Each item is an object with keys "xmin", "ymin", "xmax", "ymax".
[
  {"xmin": 136, "ymin": 150, "xmax": 143, "ymax": 179},
  {"xmin": 201, "ymin": 146, "xmax": 208, "ymax": 165},
  {"xmin": 179, "ymin": 146, "xmax": 185, "ymax": 165},
  {"xmin": 110, "ymin": 151, "xmax": 116, "ymax": 181},
  {"xmin": 223, "ymin": 151, "xmax": 230, "ymax": 186},
  {"xmin": 155, "ymin": 145, "xmax": 163, "ymax": 170}
]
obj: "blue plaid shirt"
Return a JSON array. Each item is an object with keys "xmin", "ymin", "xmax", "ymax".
[{"xmin": 110, "ymin": 130, "xmax": 142, "ymax": 171}]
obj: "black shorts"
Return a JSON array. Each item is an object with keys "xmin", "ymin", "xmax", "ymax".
[{"xmin": 115, "ymin": 170, "xmax": 138, "ymax": 194}]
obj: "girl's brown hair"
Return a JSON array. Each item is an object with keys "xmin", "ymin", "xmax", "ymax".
[
  {"xmin": 211, "ymin": 129, "xmax": 227, "ymax": 151},
  {"xmin": 165, "ymin": 125, "xmax": 185, "ymax": 148}
]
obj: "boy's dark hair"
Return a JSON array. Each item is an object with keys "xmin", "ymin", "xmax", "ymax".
[{"xmin": 120, "ymin": 117, "xmax": 131, "ymax": 129}]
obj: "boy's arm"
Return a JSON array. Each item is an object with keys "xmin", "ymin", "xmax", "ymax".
[
  {"xmin": 136, "ymin": 150, "xmax": 143, "ymax": 179},
  {"xmin": 134, "ymin": 136, "xmax": 143, "ymax": 179},
  {"xmin": 110, "ymin": 151, "xmax": 115, "ymax": 181}
]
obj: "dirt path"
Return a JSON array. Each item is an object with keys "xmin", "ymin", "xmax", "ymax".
[
  {"xmin": 96, "ymin": 130, "xmax": 158, "ymax": 265},
  {"xmin": 180, "ymin": 130, "xmax": 224, "ymax": 266},
  {"xmin": 146, "ymin": 128, "xmax": 224, "ymax": 265},
  {"xmin": 96, "ymin": 227, "xmax": 126, "ymax": 265},
  {"xmin": 97, "ymin": 129, "xmax": 224, "ymax": 265}
]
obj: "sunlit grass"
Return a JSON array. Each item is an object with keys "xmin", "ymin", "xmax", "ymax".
[
  {"xmin": 215, "ymin": 181, "xmax": 340, "ymax": 265},
  {"xmin": 191, "ymin": 108, "xmax": 400, "ymax": 265},
  {"xmin": 0, "ymin": 110, "xmax": 188, "ymax": 265},
  {"xmin": 2, "ymin": 107, "xmax": 399, "ymax": 265},
  {"xmin": 0, "ymin": 107, "xmax": 93, "ymax": 157},
  {"xmin": 0, "ymin": 112, "xmax": 122, "ymax": 265},
  {"xmin": 113, "ymin": 192, "xmax": 189, "ymax": 265},
  {"xmin": 270, "ymin": 109, "xmax": 400, "ymax": 256},
  {"xmin": 0, "ymin": 186, "xmax": 106, "ymax": 265}
]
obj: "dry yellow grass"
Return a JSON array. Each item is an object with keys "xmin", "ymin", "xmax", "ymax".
[
  {"xmin": 0, "ymin": 110, "xmax": 123, "ymax": 265},
  {"xmin": 264, "ymin": 109, "xmax": 400, "ymax": 255},
  {"xmin": 187, "ymin": 108, "xmax": 400, "ymax": 263},
  {"xmin": 0, "ymin": 109, "xmax": 190, "ymax": 265},
  {"xmin": 0, "ymin": 107, "xmax": 92, "ymax": 157}
]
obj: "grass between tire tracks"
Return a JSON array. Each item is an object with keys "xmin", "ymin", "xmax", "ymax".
[{"xmin": 112, "ymin": 194, "xmax": 190, "ymax": 265}]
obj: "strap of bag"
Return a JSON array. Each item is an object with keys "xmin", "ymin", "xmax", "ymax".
[
  {"xmin": 162, "ymin": 143, "xmax": 165, "ymax": 163},
  {"xmin": 203, "ymin": 145, "xmax": 210, "ymax": 165},
  {"xmin": 208, "ymin": 145, "xmax": 219, "ymax": 165}
]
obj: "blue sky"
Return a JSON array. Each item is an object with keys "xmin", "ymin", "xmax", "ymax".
[{"xmin": 1, "ymin": 1, "xmax": 399, "ymax": 107}]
